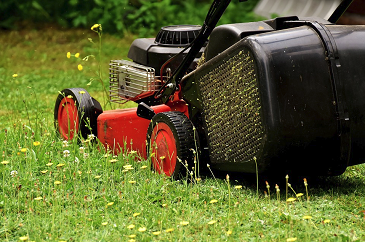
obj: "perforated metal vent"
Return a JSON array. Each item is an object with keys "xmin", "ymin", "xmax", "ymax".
[{"xmin": 198, "ymin": 49, "xmax": 264, "ymax": 164}]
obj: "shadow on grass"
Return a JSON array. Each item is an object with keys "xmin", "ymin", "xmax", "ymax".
[{"xmin": 208, "ymin": 166, "xmax": 365, "ymax": 197}]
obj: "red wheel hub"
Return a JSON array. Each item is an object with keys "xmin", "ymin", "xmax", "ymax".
[
  {"xmin": 57, "ymin": 97, "xmax": 79, "ymax": 140},
  {"xmin": 150, "ymin": 123, "xmax": 177, "ymax": 176}
]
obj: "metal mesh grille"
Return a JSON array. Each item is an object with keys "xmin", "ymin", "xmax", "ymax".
[
  {"xmin": 109, "ymin": 60, "xmax": 157, "ymax": 104},
  {"xmin": 198, "ymin": 49, "xmax": 264, "ymax": 163}
]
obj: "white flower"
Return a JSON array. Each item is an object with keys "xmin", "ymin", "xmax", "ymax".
[
  {"xmin": 62, "ymin": 140, "xmax": 69, "ymax": 147},
  {"xmin": 83, "ymin": 153, "xmax": 89, "ymax": 158},
  {"xmin": 74, "ymin": 157, "xmax": 80, "ymax": 163},
  {"xmin": 10, "ymin": 170, "xmax": 18, "ymax": 177},
  {"xmin": 88, "ymin": 134, "xmax": 95, "ymax": 140},
  {"xmin": 63, "ymin": 150, "xmax": 70, "ymax": 157},
  {"xmin": 79, "ymin": 147, "xmax": 85, "ymax": 153}
]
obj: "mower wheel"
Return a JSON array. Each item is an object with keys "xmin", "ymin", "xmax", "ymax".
[
  {"xmin": 54, "ymin": 88, "xmax": 102, "ymax": 140},
  {"xmin": 147, "ymin": 112, "xmax": 197, "ymax": 179}
]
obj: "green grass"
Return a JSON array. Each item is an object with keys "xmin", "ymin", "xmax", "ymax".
[{"xmin": 1, "ymin": 27, "xmax": 365, "ymax": 241}]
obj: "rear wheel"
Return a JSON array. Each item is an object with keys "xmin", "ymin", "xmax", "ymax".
[
  {"xmin": 54, "ymin": 88, "xmax": 102, "ymax": 140},
  {"xmin": 147, "ymin": 112, "xmax": 197, "ymax": 179}
]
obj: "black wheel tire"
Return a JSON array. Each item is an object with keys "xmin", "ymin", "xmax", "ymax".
[
  {"xmin": 54, "ymin": 88, "xmax": 102, "ymax": 140},
  {"xmin": 147, "ymin": 112, "xmax": 197, "ymax": 179}
]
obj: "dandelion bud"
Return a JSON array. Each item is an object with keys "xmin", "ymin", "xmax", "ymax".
[
  {"xmin": 275, "ymin": 184, "xmax": 280, "ymax": 192},
  {"xmin": 67, "ymin": 52, "xmax": 71, "ymax": 58},
  {"xmin": 78, "ymin": 64, "xmax": 83, "ymax": 71},
  {"xmin": 265, "ymin": 181, "xmax": 270, "ymax": 189},
  {"xmin": 303, "ymin": 178, "xmax": 308, "ymax": 186},
  {"xmin": 226, "ymin": 174, "xmax": 230, "ymax": 182}
]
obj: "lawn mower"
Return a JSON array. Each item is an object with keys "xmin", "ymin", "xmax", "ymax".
[{"xmin": 55, "ymin": 0, "xmax": 365, "ymax": 178}]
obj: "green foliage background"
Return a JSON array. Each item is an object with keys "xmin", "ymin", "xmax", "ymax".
[{"xmin": 0, "ymin": 0, "xmax": 260, "ymax": 36}]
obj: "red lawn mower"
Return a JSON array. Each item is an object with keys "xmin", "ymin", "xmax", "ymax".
[{"xmin": 55, "ymin": 0, "xmax": 365, "ymax": 178}]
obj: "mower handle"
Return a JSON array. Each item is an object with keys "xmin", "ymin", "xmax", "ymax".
[
  {"xmin": 156, "ymin": 0, "xmax": 248, "ymax": 102},
  {"xmin": 328, "ymin": 0, "xmax": 354, "ymax": 23}
]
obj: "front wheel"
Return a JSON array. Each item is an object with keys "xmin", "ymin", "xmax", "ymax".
[
  {"xmin": 54, "ymin": 88, "xmax": 102, "ymax": 140},
  {"xmin": 147, "ymin": 112, "xmax": 197, "ymax": 179}
]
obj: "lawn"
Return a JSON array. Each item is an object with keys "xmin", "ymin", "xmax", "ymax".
[{"xmin": 0, "ymin": 26, "xmax": 365, "ymax": 241}]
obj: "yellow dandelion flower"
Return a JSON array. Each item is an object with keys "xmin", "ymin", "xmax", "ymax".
[
  {"xmin": 303, "ymin": 215, "xmax": 312, "ymax": 220},
  {"xmin": 141, "ymin": 165, "xmax": 148, "ymax": 169},
  {"xmin": 91, "ymin": 24, "xmax": 101, "ymax": 31},
  {"xmin": 296, "ymin": 193, "xmax": 304, "ymax": 197},
  {"xmin": 128, "ymin": 181, "xmax": 136, "ymax": 184},
  {"xmin": 78, "ymin": 64, "xmax": 83, "ymax": 71},
  {"xmin": 20, "ymin": 148, "xmax": 27, "ymax": 153},
  {"xmin": 94, "ymin": 175, "xmax": 101, "ymax": 179},
  {"xmin": 208, "ymin": 220, "xmax": 217, "ymax": 225},
  {"xmin": 128, "ymin": 234, "xmax": 136, "ymax": 238},
  {"xmin": 128, "ymin": 240, "xmax": 135, "ymax": 242},
  {"xmin": 13, "ymin": 74, "xmax": 18, "ymax": 78},
  {"xmin": 165, "ymin": 228, "xmax": 174, "ymax": 233},
  {"xmin": 40, "ymin": 170, "xmax": 48, "ymax": 174},
  {"xmin": 33, "ymin": 141, "xmax": 41, "ymax": 146},
  {"xmin": 286, "ymin": 238, "xmax": 297, "ymax": 242},
  {"xmin": 138, "ymin": 227, "xmax": 146, "ymax": 232},
  {"xmin": 226, "ymin": 230, "xmax": 232, "ymax": 235},
  {"xmin": 152, "ymin": 231, "xmax": 161, "ymax": 236},
  {"xmin": 101, "ymin": 222, "xmax": 108, "ymax": 226},
  {"xmin": 123, "ymin": 165, "xmax": 133, "ymax": 170},
  {"xmin": 286, "ymin": 197, "xmax": 296, "ymax": 202},
  {"xmin": 34, "ymin": 197, "xmax": 43, "ymax": 201},
  {"xmin": 67, "ymin": 52, "xmax": 71, "ymax": 58},
  {"xmin": 180, "ymin": 221, "xmax": 189, "ymax": 226},
  {"xmin": 46, "ymin": 163, "xmax": 53, "ymax": 167},
  {"xmin": 1, "ymin": 161, "xmax": 9, "ymax": 165},
  {"xmin": 75, "ymin": 53, "xmax": 80, "ymax": 58},
  {"xmin": 234, "ymin": 185, "xmax": 242, "ymax": 189},
  {"xmin": 209, "ymin": 199, "xmax": 218, "ymax": 204},
  {"xmin": 127, "ymin": 224, "xmax": 135, "ymax": 229},
  {"xmin": 324, "ymin": 219, "xmax": 331, "ymax": 224},
  {"xmin": 19, "ymin": 236, "xmax": 28, "ymax": 241},
  {"xmin": 56, "ymin": 163, "xmax": 65, "ymax": 168},
  {"xmin": 54, "ymin": 181, "xmax": 62, "ymax": 185},
  {"xmin": 107, "ymin": 202, "xmax": 114, "ymax": 206},
  {"xmin": 133, "ymin": 212, "xmax": 141, "ymax": 217}
]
